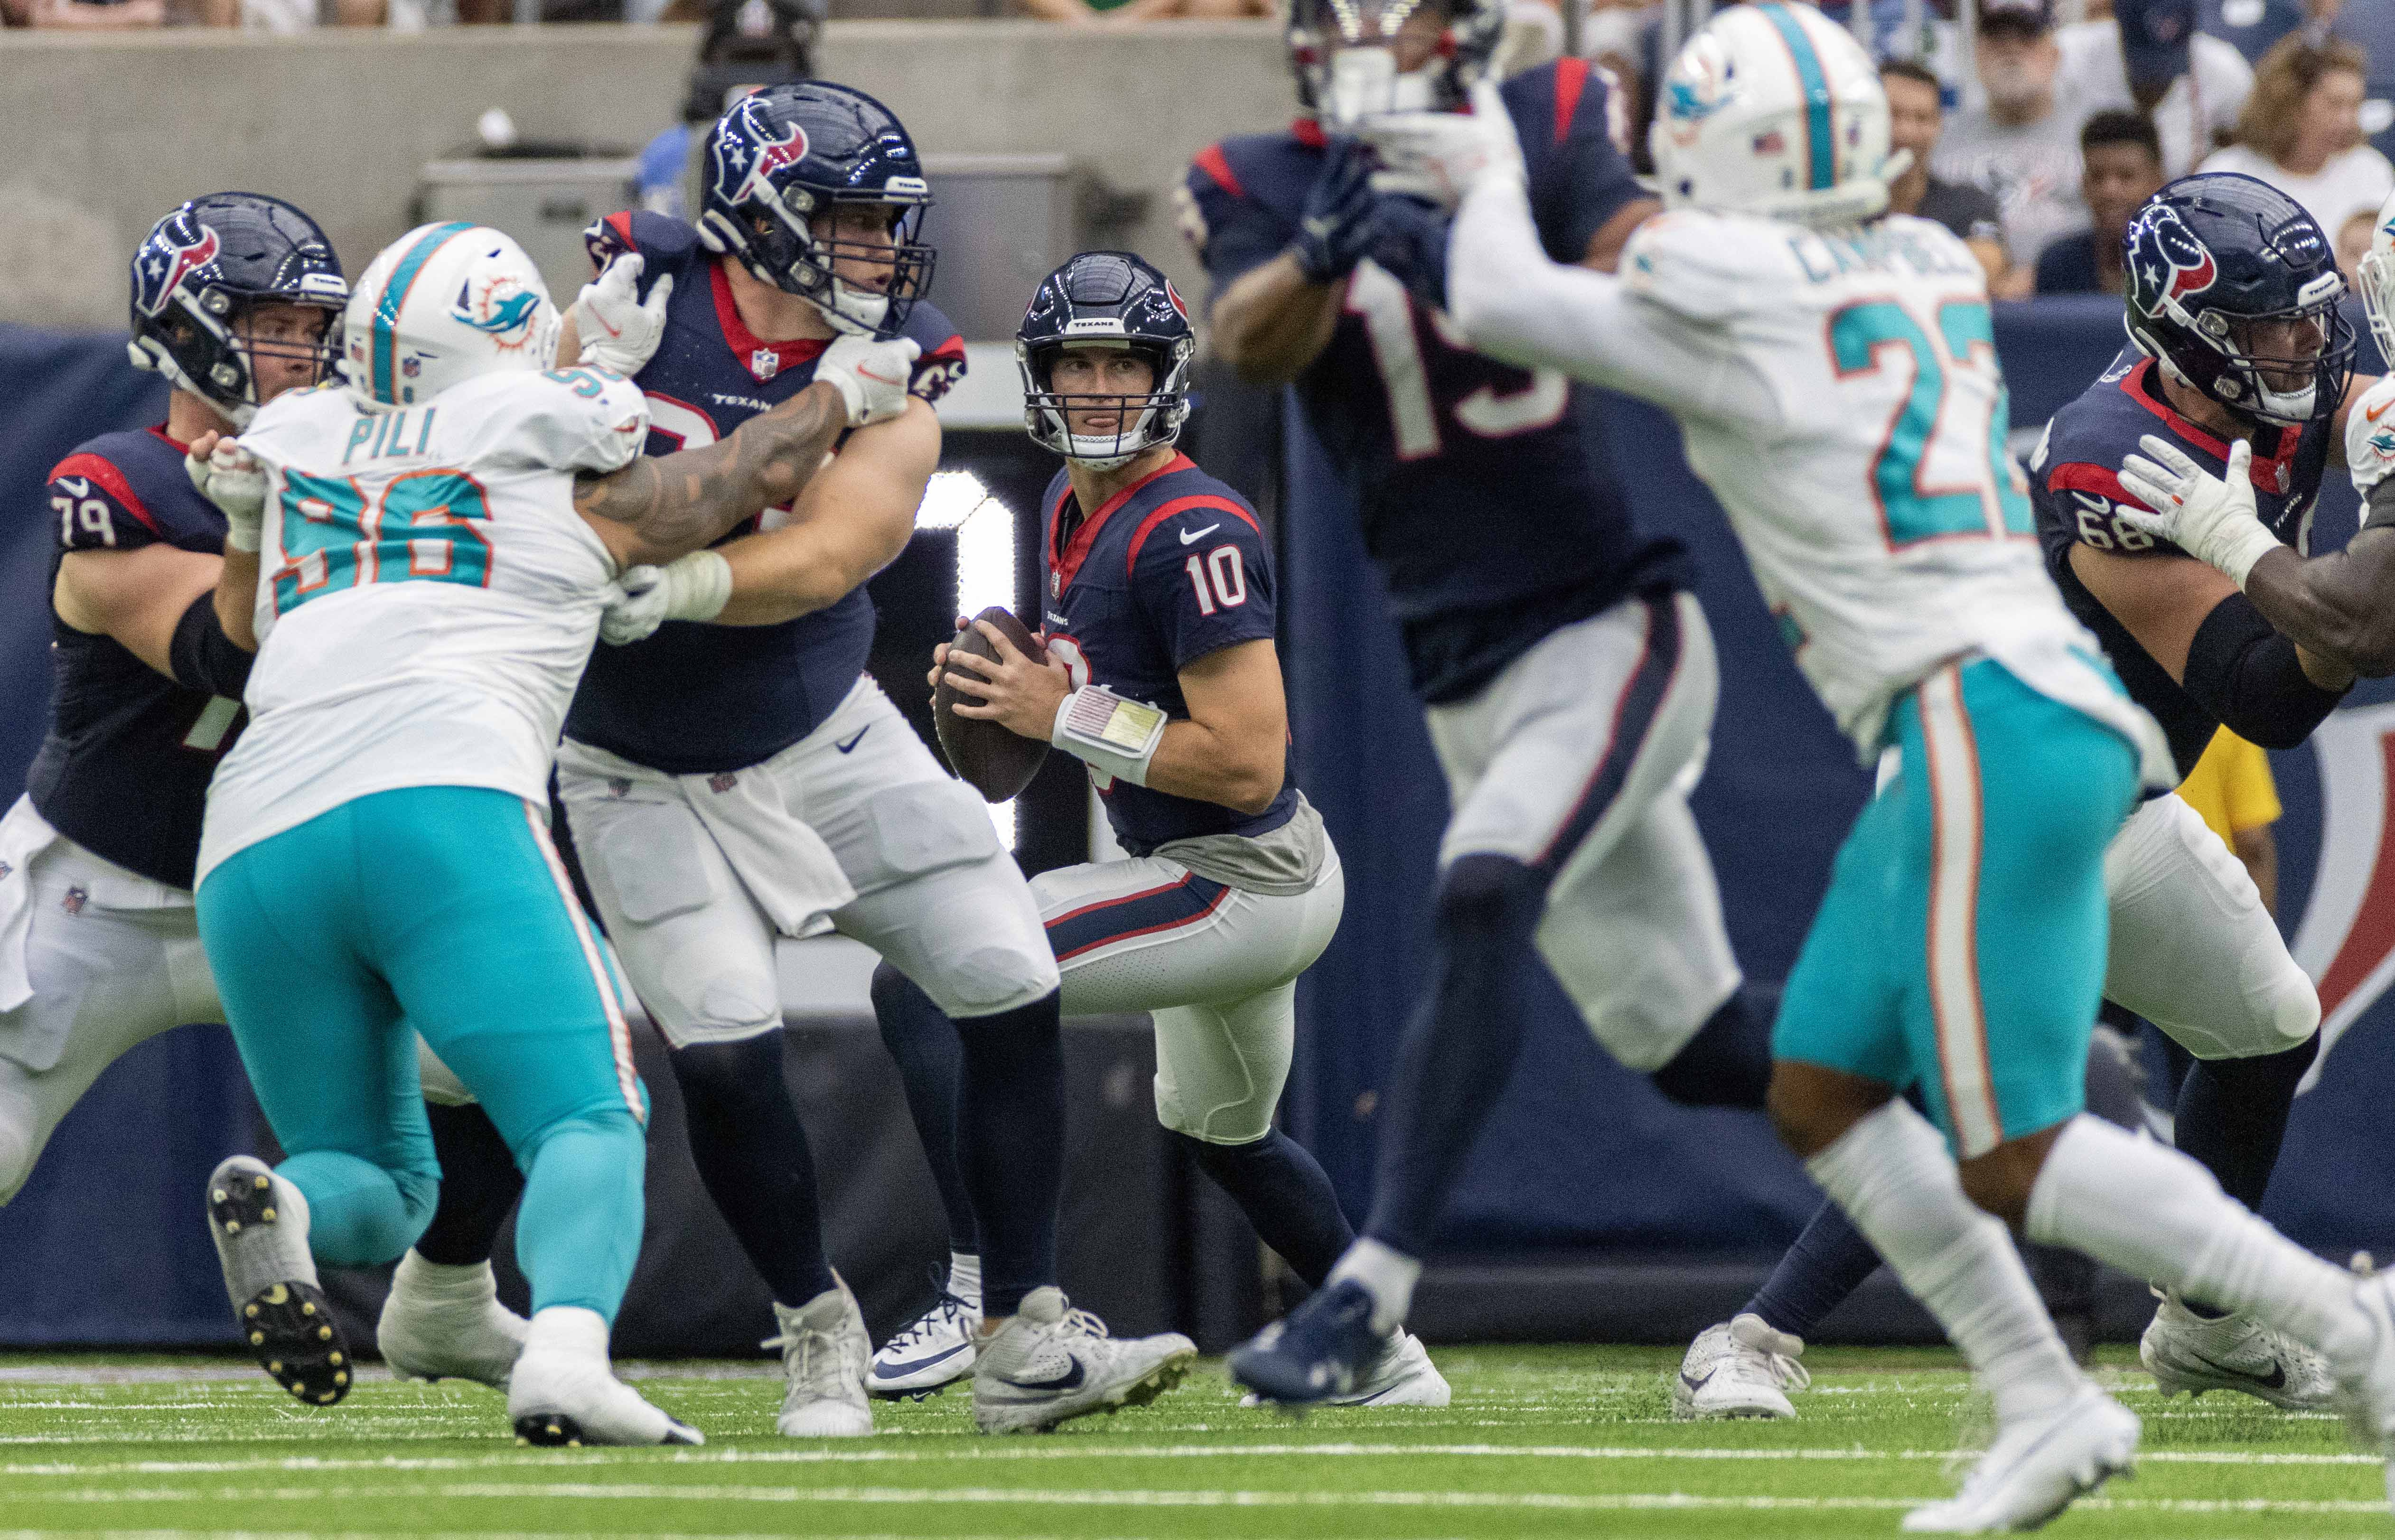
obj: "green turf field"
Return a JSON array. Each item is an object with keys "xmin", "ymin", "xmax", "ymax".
[{"xmin": 0, "ymin": 1345, "xmax": 2380, "ymax": 1538}]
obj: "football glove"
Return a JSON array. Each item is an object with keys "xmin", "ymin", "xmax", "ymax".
[
  {"xmin": 1360, "ymin": 78, "xmax": 1527, "ymax": 210},
  {"xmin": 570, "ymin": 254, "xmax": 674, "ymax": 378},
  {"xmin": 186, "ymin": 436, "xmax": 267, "ymax": 552},
  {"xmin": 2115, "ymin": 434, "xmax": 2283, "ymax": 587},
  {"xmin": 601, "ymin": 549, "xmax": 733, "ymax": 645},
  {"xmin": 1291, "ymin": 138, "xmax": 1382, "ymax": 285},
  {"xmin": 1367, "ymin": 192, "xmax": 1453, "ymax": 311},
  {"xmin": 816, "ymin": 334, "xmax": 922, "ymax": 428}
]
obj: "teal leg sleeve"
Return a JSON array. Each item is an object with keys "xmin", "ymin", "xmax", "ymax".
[
  {"xmin": 353, "ymin": 787, "xmax": 650, "ymax": 1325},
  {"xmin": 195, "ymin": 810, "xmax": 439, "ymax": 1267}
]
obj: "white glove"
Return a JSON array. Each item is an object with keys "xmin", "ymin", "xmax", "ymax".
[
  {"xmin": 1359, "ymin": 77, "xmax": 1527, "ymax": 209},
  {"xmin": 2114, "ymin": 433, "xmax": 2283, "ymax": 587},
  {"xmin": 601, "ymin": 549, "xmax": 732, "ymax": 645},
  {"xmin": 570, "ymin": 254, "xmax": 674, "ymax": 378},
  {"xmin": 186, "ymin": 437, "xmax": 267, "ymax": 552},
  {"xmin": 815, "ymin": 334, "xmax": 922, "ymax": 428}
]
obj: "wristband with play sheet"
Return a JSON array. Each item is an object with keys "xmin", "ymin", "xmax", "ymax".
[{"xmin": 1050, "ymin": 685, "xmax": 1167, "ymax": 787}]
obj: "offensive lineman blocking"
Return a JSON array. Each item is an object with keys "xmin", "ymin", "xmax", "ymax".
[{"xmin": 1324, "ymin": 6, "xmax": 2395, "ymax": 1528}]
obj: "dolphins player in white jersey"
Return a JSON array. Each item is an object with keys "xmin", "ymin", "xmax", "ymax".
[
  {"xmin": 186, "ymin": 221, "xmax": 919, "ymax": 1444},
  {"xmin": 1367, "ymin": 5, "xmax": 2395, "ymax": 1527}
]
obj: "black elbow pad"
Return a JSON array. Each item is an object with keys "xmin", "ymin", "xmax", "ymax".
[
  {"xmin": 168, "ymin": 591, "xmax": 253, "ymax": 700},
  {"xmin": 2179, "ymin": 593, "xmax": 2348, "ymax": 750}
]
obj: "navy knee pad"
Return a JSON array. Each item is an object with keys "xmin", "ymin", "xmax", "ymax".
[
  {"xmin": 1651, "ymin": 992, "xmax": 1772, "ymax": 1109},
  {"xmin": 1435, "ymin": 852, "xmax": 1550, "ymax": 941}
]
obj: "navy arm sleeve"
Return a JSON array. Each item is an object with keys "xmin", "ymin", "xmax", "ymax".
[
  {"xmin": 1127, "ymin": 496, "xmax": 1277, "ymax": 669},
  {"xmin": 1514, "ymin": 59, "xmax": 1647, "ymax": 263},
  {"xmin": 1184, "ymin": 145, "xmax": 1295, "ymax": 299}
]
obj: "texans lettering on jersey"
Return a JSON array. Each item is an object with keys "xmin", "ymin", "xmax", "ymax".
[
  {"xmin": 566, "ymin": 209, "xmax": 967, "ymax": 773},
  {"xmin": 2030, "ymin": 349, "xmax": 2330, "ymax": 776},
  {"xmin": 1041, "ymin": 454, "xmax": 1296, "ymax": 853},
  {"xmin": 1183, "ymin": 59, "xmax": 1687, "ymax": 705},
  {"xmin": 27, "ymin": 426, "xmax": 249, "ymax": 891}
]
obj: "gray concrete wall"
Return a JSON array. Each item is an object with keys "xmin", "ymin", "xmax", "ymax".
[{"xmin": 0, "ymin": 20, "xmax": 1288, "ymax": 329}]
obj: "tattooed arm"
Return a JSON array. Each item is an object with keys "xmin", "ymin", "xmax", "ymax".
[{"xmin": 571, "ymin": 379, "xmax": 848, "ymax": 571}]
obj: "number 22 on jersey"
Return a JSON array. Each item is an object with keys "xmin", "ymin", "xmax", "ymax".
[
  {"xmin": 1829, "ymin": 298, "xmax": 2034, "ymax": 547},
  {"xmin": 271, "ymin": 467, "xmax": 493, "ymax": 616}
]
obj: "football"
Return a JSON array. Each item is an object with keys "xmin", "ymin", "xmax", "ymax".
[{"xmin": 933, "ymin": 606, "xmax": 1052, "ymax": 802}]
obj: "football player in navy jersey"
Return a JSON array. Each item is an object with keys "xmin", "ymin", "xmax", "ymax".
[
  {"xmin": 1670, "ymin": 174, "xmax": 2372, "ymax": 1424},
  {"xmin": 1191, "ymin": 0, "xmax": 1774, "ymax": 1405},
  {"xmin": 0, "ymin": 192, "xmax": 344, "ymax": 1211},
  {"xmin": 861, "ymin": 253, "xmax": 1445, "ymax": 1411},
  {"xmin": 381, "ymin": 83, "xmax": 1192, "ymax": 1439}
]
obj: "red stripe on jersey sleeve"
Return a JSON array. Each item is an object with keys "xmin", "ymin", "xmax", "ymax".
[
  {"xmin": 1194, "ymin": 144, "xmax": 1246, "ymax": 201},
  {"xmin": 1123, "ymin": 494, "xmax": 1263, "ymax": 577},
  {"xmin": 2045, "ymin": 461, "xmax": 2151, "ymax": 513},
  {"xmin": 1553, "ymin": 56, "xmax": 1590, "ymax": 145},
  {"xmin": 48, "ymin": 452, "xmax": 164, "ymax": 537}
]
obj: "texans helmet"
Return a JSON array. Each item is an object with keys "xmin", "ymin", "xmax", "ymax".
[
  {"xmin": 2123, "ymin": 172, "xmax": 2354, "ymax": 429},
  {"xmin": 1286, "ymin": 0, "xmax": 1506, "ymax": 131},
  {"xmin": 698, "ymin": 81, "xmax": 935, "ymax": 338},
  {"xmin": 127, "ymin": 192, "xmax": 348, "ymax": 428},
  {"xmin": 1016, "ymin": 252, "xmax": 1196, "ymax": 472}
]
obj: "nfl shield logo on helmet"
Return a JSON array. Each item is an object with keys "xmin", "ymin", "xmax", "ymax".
[
  {"xmin": 136, "ymin": 223, "xmax": 221, "ymax": 317},
  {"xmin": 61, "ymin": 887, "xmax": 85, "ymax": 917}
]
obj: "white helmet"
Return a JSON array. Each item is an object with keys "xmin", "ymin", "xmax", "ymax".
[
  {"xmin": 338, "ymin": 223, "xmax": 561, "ymax": 411},
  {"xmin": 2359, "ymin": 187, "xmax": 2395, "ymax": 365},
  {"xmin": 1650, "ymin": 3, "xmax": 1903, "ymax": 228}
]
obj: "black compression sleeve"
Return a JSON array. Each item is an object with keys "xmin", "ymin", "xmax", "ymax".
[
  {"xmin": 2178, "ymin": 592, "xmax": 2348, "ymax": 750},
  {"xmin": 168, "ymin": 591, "xmax": 253, "ymax": 698}
]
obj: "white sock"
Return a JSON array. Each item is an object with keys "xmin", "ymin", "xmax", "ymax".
[
  {"xmin": 1807, "ymin": 1101, "xmax": 2082, "ymax": 1426},
  {"xmin": 524, "ymin": 1304, "xmax": 611, "ymax": 1364},
  {"xmin": 393, "ymin": 1250, "xmax": 496, "ymax": 1301},
  {"xmin": 2026, "ymin": 1115, "xmax": 2369, "ymax": 1372},
  {"xmin": 947, "ymin": 1251, "xmax": 982, "ymax": 1312},
  {"xmin": 1328, "ymin": 1238, "xmax": 1422, "ymax": 1337}
]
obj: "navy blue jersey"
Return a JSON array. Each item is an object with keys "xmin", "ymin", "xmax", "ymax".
[
  {"xmin": 1040, "ymin": 454, "xmax": 1296, "ymax": 855},
  {"xmin": 1184, "ymin": 60, "xmax": 1689, "ymax": 704},
  {"xmin": 564, "ymin": 210, "xmax": 967, "ymax": 772},
  {"xmin": 2030, "ymin": 349, "xmax": 2331, "ymax": 777},
  {"xmin": 25, "ymin": 427, "xmax": 250, "ymax": 890}
]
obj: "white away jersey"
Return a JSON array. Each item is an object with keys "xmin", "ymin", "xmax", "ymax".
[
  {"xmin": 197, "ymin": 366, "xmax": 646, "ymax": 883},
  {"xmin": 1618, "ymin": 209, "xmax": 2166, "ymax": 775}
]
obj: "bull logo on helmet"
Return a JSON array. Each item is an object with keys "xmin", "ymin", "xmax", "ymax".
[
  {"xmin": 136, "ymin": 224, "xmax": 221, "ymax": 317},
  {"xmin": 725, "ymin": 113, "xmax": 813, "ymax": 210},
  {"xmin": 2137, "ymin": 205, "xmax": 2218, "ymax": 309}
]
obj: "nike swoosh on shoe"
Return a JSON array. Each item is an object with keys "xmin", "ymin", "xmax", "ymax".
[
  {"xmin": 992, "ymin": 1360, "xmax": 1085, "ymax": 1394},
  {"xmin": 878, "ymin": 1342, "xmax": 970, "ymax": 1376},
  {"xmin": 2187, "ymin": 1347, "xmax": 2285, "ymax": 1390},
  {"xmin": 1680, "ymin": 1369, "xmax": 1716, "ymax": 1393}
]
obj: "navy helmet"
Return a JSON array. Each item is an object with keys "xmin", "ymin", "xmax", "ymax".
[
  {"xmin": 1287, "ymin": 0, "xmax": 1506, "ymax": 130},
  {"xmin": 698, "ymin": 81, "xmax": 934, "ymax": 338},
  {"xmin": 2123, "ymin": 173, "xmax": 2354, "ymax": 429},
  {"xmin": 1017, "ymin": 252, "xmax": 1196, "ymax": 471},
  {"xmin": 128, "ymin": 192, "xmax": 347, "ymax": 427}
]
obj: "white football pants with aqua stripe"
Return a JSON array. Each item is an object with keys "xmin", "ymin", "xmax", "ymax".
[{"xmin": 196, "ymin": 785, "xmax": 648, "ymax": 1323}]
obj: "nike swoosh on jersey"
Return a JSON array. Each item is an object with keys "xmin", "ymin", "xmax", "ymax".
[
  {"xmin": 835, "ymin": 726, "xmax": 870, "ymax": 754},
  {"xmin": 56, "ymin": 477, "xmax": 89, "ymax": 496},
  {"xmin": 1179, "ymin": 523, "xmax": 1221, "ymax": 545},
  {"xmin": 991, "ymin": 1359, "xmax": 1086, "ymax": 1394},
  {"xmin": 2370, "ymin": 398, "xmax": 2395, "ymax": 424}
]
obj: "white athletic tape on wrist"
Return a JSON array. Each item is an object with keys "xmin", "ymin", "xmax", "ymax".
[
  {"xmin": 1050, "ymin": 685, "xmax": 1166, "ymax": 787},
  {"xmin": 663, "ymin": 549, "xmax": 732, "ymax": 623}
]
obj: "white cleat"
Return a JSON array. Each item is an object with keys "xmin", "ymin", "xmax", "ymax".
[
  {"xmin": 2141, "ymin": 1289, "xmax": 2334, "ymax": 1410},
  {"xmin": 2336, "ymin": 1259, "xmax": 2395, "ymax": 1465},
  {"xmin": 972, "ymin": 1286, "xmax": 1196, "ymax": 1434},
  {"xmin": 1242, "ymin": 1330, "xmax": 1449, "ymax": 1408},
  {"xmin": 1674, "ymin": 1313, "xmax": 1809, "ymax": 1421},
  {"xmin": 507, "ymin": 1306, "xmax": 702, "ymax": 1447},
  {"xmin": 763, "ymin": 1279, "xmax": 874, "ymax": 1437},
  {"xmin": 1901, "ymin": 1385, "xmax": 2138, "ymax": 1533},
  {"xmin": 867, "ymin": 1287, "xmax": 980, "ymax": 1399},
  {"xmin": 207, "ymin": 1155, "xmax": 352, "ymax": 1408},
  {"xmin": 376, "ymin": 1251, "xmax": 527, "ymax": 1389}
]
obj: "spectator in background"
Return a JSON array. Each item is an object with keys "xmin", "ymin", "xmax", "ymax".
[
  {"xmin": 2057, "ymin": 0, "xmax": 2255, "ymax": 176},
  {"xmin": 2331, "ymin": 0, "xmax": 2395, "ymax": 162},
  {"xmin": 2204, "ymin": 0, "xmax": 2316, "ymax": 65},
  {"xmin": 2202, "ymin": 35, "xmax": 2394, "ymax": 237},
  {"xmin": 2037, "ymin": 110, "xmax": 2168, "ymax": 292},
  {"xmin": 637, "ymin": 0, "xmax": 818, "ymax": 221},
  {"xmin": 3, "ymin": 0, "xmax": 163, "ymax": 25},
  {"xmin": 2174, "ymin": 727, "xmax": 2283, "ymax": 916},
  {"xmin": 1882, "ymin": 60, "xmax": 2016, "ymax": 292},
  {"xmin": 1937, "ymin": 0, "xmax": 2089, "ymax": 281},
  {"xmin": 2340, "ymin": 204, "xmax": 2380, "ymax": 285},
  {"xmin": 1020, "ymin": 0, "xmax": 1266, "ymax": 21}
]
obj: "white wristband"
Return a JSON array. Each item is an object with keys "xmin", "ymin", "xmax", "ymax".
[
  {"xmin": 656, "ymin": 549, "xmax": 732, "ymax": 623},
  {"xmin": 2210, "ymin": 519, "xmax": 2286, "ymax": 590},
  {"xmin": 1049, "ymin": 685, "xmax": 1167, "ymax": 787}
]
